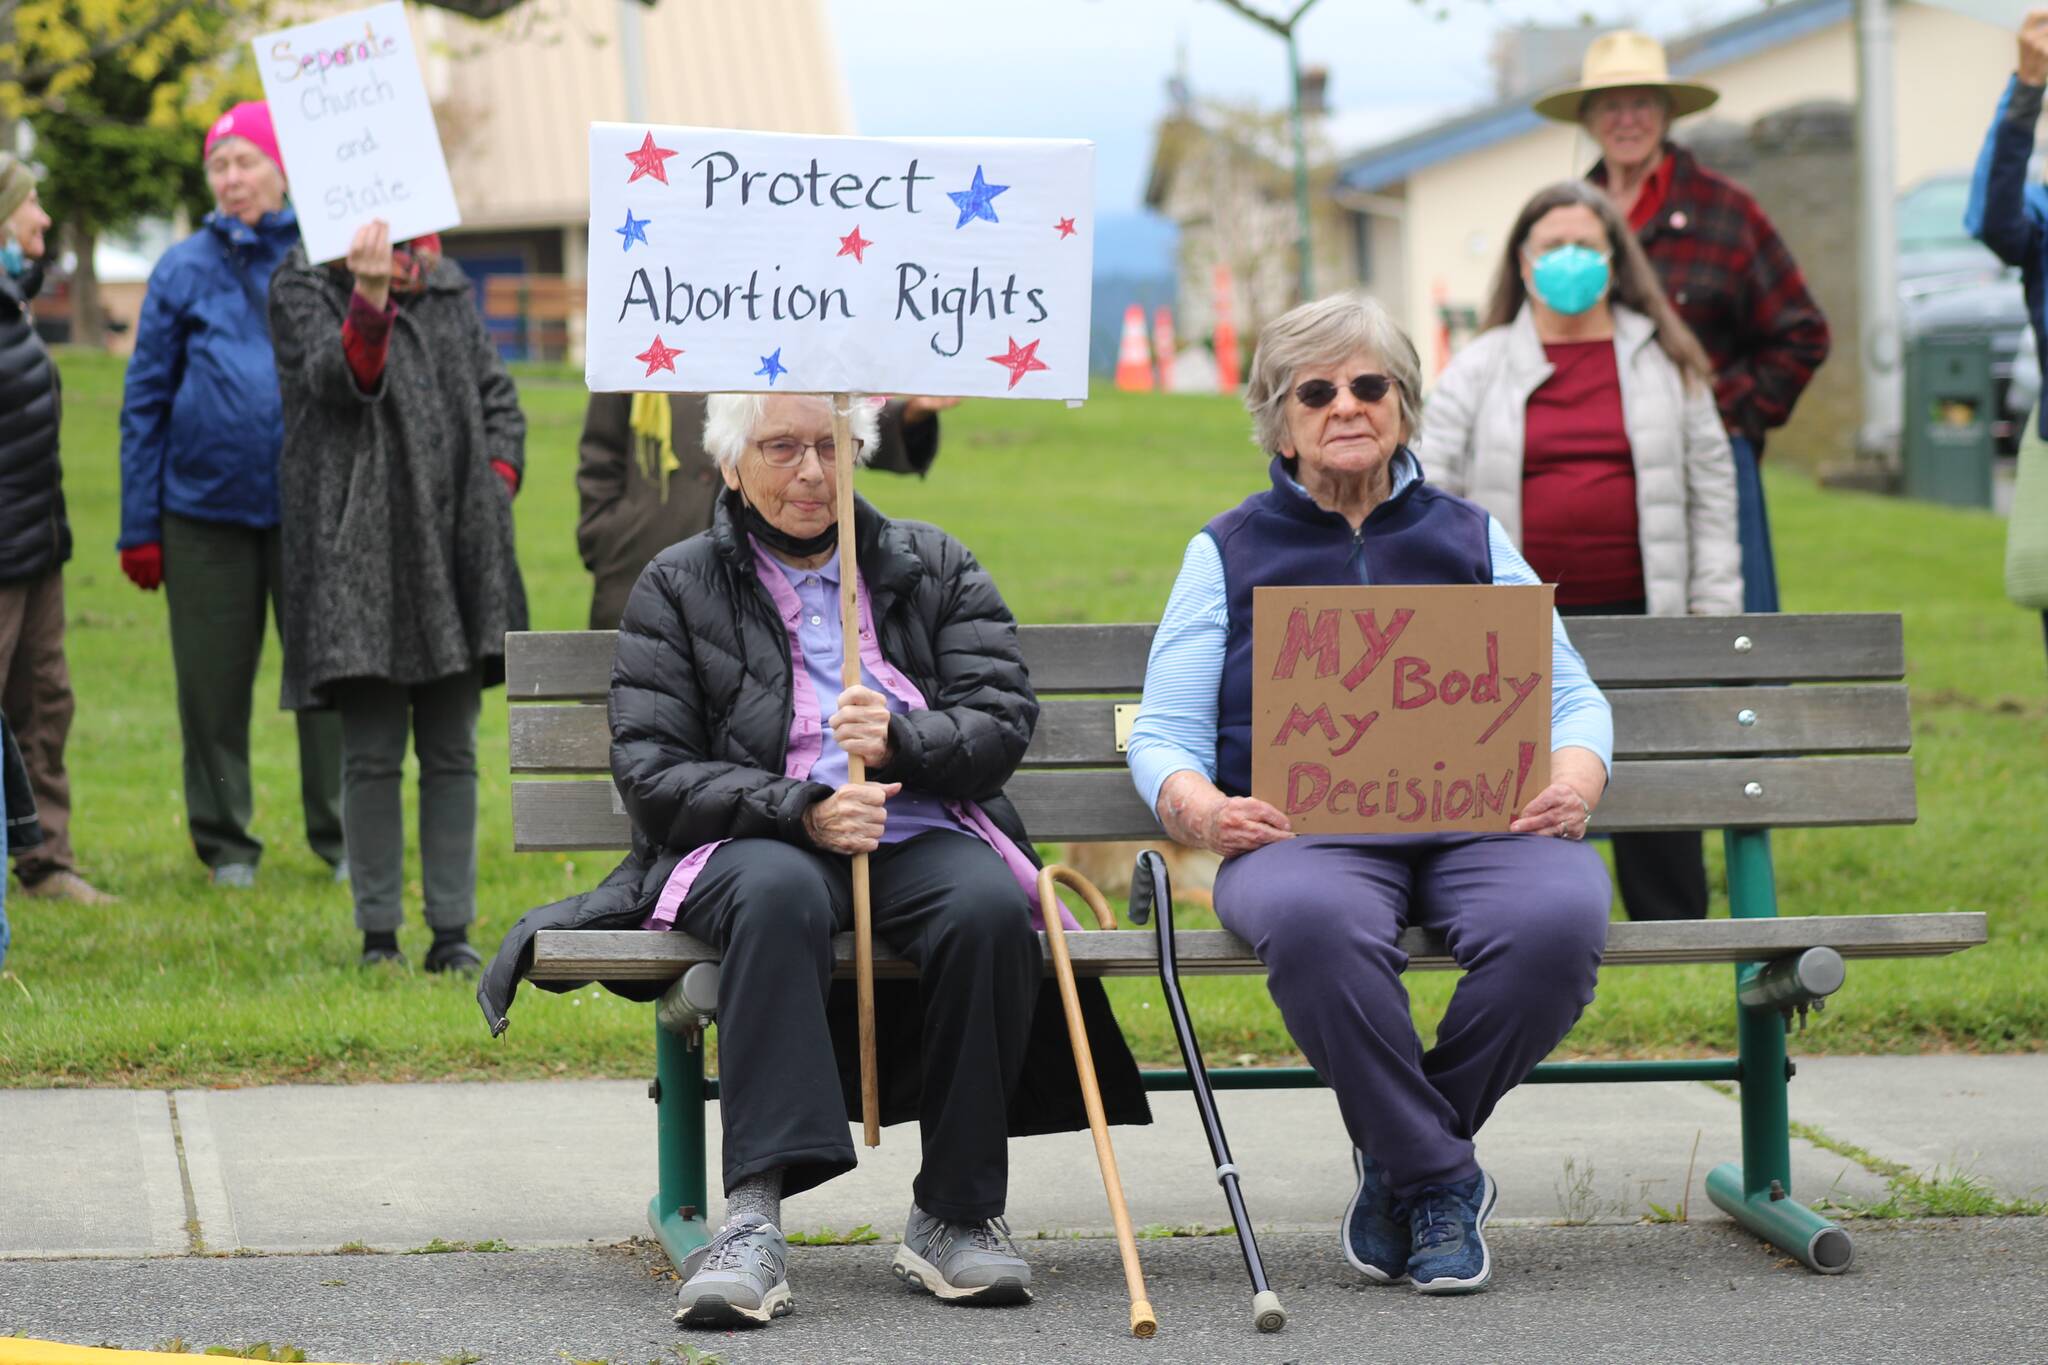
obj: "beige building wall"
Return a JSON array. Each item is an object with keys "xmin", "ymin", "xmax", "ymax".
[
  {"xmin": 283, "ymin": 0, "xmax": 854, "ymax": 232},
  {"xmin": 1396, "ymin": 3, "xmax": 2019, "ymax": 379}
]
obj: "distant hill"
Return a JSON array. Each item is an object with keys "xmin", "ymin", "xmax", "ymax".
[{"xmin": 1088, "ymin": 211, "xmax": 1178, "ymax": 376}]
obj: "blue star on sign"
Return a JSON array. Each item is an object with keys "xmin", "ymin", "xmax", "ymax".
[
  {"xmin": 616, "ymin": 208, "xmax": 650, "ymax": 251},
  {"xmin": 946, "ymin": 164, "xmax": 1008, "ymax": 228},
  {"xmin": 755, "ymin": 348, "xmax": 787, "ymax": 386}
]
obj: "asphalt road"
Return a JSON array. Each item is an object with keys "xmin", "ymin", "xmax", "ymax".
[{"xmin": 5, "ymin": 1220, "xmax": 2045, "ymax": 1364}]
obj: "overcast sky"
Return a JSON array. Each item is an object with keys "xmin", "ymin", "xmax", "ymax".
[{"xmin": 825, "ymin": 0, "xmax": 1771, "ymax": 219}]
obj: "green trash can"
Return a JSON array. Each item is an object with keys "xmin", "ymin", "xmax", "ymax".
[{"xmin": 1902, "ymin": 334, "xmax": 1996, "ymax": 508}]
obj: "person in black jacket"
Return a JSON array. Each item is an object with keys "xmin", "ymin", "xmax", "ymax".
[
  {"xmin": 481, "ymin": 392, "xmax": 1147, "ymax": 1331},
  {"xmin": 0, "ymin": 152, "xmax": 114, "ymax": 906}
]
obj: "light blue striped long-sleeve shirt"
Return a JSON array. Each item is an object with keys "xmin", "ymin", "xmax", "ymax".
[{"xmin": 1126, "ymin": 456, "xmax": 1614, "ymax": 815}]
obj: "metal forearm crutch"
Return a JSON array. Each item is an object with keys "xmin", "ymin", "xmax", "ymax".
[{"xmin": 1129, "ymin": 850, "xmax": 1285, "ymax": 1334}]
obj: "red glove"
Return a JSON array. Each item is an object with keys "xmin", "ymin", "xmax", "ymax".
[
  {"xmin": 121, "ymin": 543, "xmax": 164, "ymax": 591},
  {"xmin": 491, "ymin": 459, "xmax": 520, "ymax": 498}
]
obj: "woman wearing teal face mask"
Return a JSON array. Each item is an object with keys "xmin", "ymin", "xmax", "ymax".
[{"xmin": 1416, "ymin": 180, "xmax": 1741, "ymax": 924}]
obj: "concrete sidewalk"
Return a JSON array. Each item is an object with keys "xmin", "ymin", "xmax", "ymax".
[{"xmin": 3, "ymin": 1056, "xmax": 2042, "ymax": 1259}]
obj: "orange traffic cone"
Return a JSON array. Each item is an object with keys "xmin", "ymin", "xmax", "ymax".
[
  {"xmin": 1114, "ymin": 304, "xmax": 1155, "ymax": 392},
  {"xmin": 1152, "ymin": 307, "xmax": 1177, "ymax": 391},
  {"xmin": 1212, "ymin": 265, "xmax": 1240, "ymax": 392}
]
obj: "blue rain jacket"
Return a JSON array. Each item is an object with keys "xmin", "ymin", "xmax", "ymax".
[
  {"xmin": 1966, "ymin": 75, "xmax": 2048, "ymax": 440},
  {"xmin": 118, "ymin": 207, "xmax": 300, "ymax": 548}
]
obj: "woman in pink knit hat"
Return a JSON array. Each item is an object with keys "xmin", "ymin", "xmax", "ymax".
[{"xmin": 115, "ymin": 100, "xmax": 347, "ymax": 893}]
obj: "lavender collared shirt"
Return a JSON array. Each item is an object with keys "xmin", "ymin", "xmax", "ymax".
[{"xmin": 642, "ymin": 536, "xmax": 1074, "ymax": 931}]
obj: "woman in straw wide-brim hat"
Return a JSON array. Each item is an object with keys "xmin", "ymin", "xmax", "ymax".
[{"xmin": 1533, "ymin": 28, "xmax": 1830, "ymax": 627}]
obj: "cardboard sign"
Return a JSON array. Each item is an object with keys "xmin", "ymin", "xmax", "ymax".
[
  {"xmin": 253, "ymin": 2, "xmax": 462, "ymax": 264},
  {"xmin": 584, "ymin": 124, "xmax": 1094, "ymax": 399},
  {"xmin": 1250, "ymin": 585, "xmax": 1554, "ymax": 835}
]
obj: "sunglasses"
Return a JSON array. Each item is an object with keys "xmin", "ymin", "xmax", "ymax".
[{"xmin": 1294, "ymin": 374, "xmax": 1394, "ymax": 409}]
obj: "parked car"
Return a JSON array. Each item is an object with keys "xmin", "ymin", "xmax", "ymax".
[{"xmin": 1898, "ymin": 172, "xmax": 2032, "ymax": 451}]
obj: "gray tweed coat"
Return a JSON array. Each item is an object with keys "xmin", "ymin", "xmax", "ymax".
[{"xmin": 269, "ymin": 249, "xmax": 529, "ymax": 710}]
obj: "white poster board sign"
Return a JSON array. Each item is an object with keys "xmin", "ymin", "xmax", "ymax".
[
  {"xmin": 253, "ymin": 1, "xmax": 462, "ymax": 264},
  {"xmin": 585, "ymin": 124, "xmax": 1094, "ymax": 400}
]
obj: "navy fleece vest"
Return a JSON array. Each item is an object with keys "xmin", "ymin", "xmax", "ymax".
[{"xmin": 1207, "ymin": 455, "xmax": 1494, "ymax": 796}]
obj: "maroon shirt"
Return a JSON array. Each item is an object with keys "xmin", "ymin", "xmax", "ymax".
[{"xmin": 1522, "ymin": 339, "xmax": 1644, "ymax": 608}]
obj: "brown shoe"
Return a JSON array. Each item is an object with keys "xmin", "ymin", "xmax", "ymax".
[{"xmin": 18, "ymin": 869, "xmax": 119, "ymax": 905}]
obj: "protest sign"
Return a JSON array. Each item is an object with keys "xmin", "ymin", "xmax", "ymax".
[
  {"xmin": 1250, "ymin": 585, "xmax": 1554, "ymax": 835},
  {"xmin": 584, "ymin": 124, "xmax": 1094, "ymax": 399},
  {"xmin": 253, "ymin": 2, "xmax": 462, "ymax": 264}
]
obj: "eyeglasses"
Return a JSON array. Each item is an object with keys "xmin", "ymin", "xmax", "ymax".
[
  {"xmin": 754, "ymin": 436, "xmax": 863, "ymax": 468},
  {"xmin": 1293, "ymin": 374, "xmax": 1394, "ymax": 409}
]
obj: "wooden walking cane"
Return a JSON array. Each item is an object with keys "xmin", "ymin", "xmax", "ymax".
[
  {"xmin": 1037, "ymin": 864, "xmax": 1159, "ymax": 1339},
  {"xmin": 832, "ymin": 393, "xmax": 882, "ymax": 1149}
]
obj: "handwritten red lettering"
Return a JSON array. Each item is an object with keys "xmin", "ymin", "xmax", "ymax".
[
  {"xmin": 1271, "ymin": 702, "xmax": 1339, "ymax": 747},
  {"xmin": 1286, "ymin": 762, "xmax": 1332, "ymax": 814},
  {"xmin": 1393, "ymin": 657, "xmax": 1434, "ymax": 709},
  {"xmin": 1329, "ymin": 711, "xmax": 1379, "ymax": 757},
  {"xmin": 1340, "ymin": 608, "xmax": 1414, "ymax": 690},
  {"xmin": 1274, "ymin": 608, "xmax": 1342, "ymax": 679},
  {"xmin": 1474, "ymin": 670, "xmax": 1542, "ymax": 745}
]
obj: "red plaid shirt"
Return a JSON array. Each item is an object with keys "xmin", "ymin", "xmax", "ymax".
[{"xmin": 1592, "ymin": 144, "xmax": 1830, "ymax": 451}]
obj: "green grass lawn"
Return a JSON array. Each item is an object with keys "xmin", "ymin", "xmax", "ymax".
[{"xmin": 1, "ymin": 351, "xmax": 2042, "ymax": 1087}]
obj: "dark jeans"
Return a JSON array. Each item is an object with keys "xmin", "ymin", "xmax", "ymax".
[
  {"xmin": 1214, "ymin": 833, "xmax": 1611, "ymax": 1198},
  {"xmin": 331, "ymin": 671, "xmax": 481, "ymax": 934},
  {"xmin": 1730, "ymin": 436, "xmax": 1780, "ymax": 614},
  {"xmin": 676, "ymin": 830, "xmax": 1041, "ymax": 1223},
  {"xmin": 164, "ymin": 514, "xmax": 344, "ymax": 871},
  {"xmin": 1558, "ymin": 599, "xmax": 1709, "ymax": 921}
]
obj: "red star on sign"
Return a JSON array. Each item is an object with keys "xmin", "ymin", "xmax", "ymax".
[
  {"xmin": 987, "ymin": 337, "xmax": 1049, "ymax": 390},
  {"xmin": 636, "ymin": 334, "xmax": 683, "ymax": 376},
  {"xmin": 837, "ymin": 225, "xmax": 872, "ymax": 263},
  {"xmin": 625, "ymin": 131, "xmax": 678, "ymax": 185},
  {"xmin": 1054, "ymin": 216, "xmax": 1077, "ymax": 239}
]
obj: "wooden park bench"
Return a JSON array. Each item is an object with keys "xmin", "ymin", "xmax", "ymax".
[{"xmin": 508, "ymin": 612, "xmax": 1985, "ymax": 1276}]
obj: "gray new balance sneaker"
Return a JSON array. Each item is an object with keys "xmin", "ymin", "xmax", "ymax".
[
  {"xmin": 891, "ymin": 1205, "xmax": 1032, "ymax": 1305},
  {"xmin": 674, "ymin": 1216, "xmax": 793, "ymax": 1328}
]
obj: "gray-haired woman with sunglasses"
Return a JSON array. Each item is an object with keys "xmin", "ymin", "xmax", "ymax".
[
  {"xmin": 1416, "ymin": 181, "xmax": 1740, "ymax": 926},
  {"xmin": 1125, "ymin": 290, "xmax": 1616, "ymax": 1298}
]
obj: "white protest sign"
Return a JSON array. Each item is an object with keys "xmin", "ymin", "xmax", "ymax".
[
  {"xmin": 585, "ymin": 124, "xmax": 1094, "ymax": 400},
  {"xmin": 253, "ymin": 2, "xmax": 461, "ymax": 264}
]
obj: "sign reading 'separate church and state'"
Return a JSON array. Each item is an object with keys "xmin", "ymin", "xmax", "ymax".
[
  {"xmin": 1251, "ymin": 585, "xmax": 1556, "ymax": 836},
  {"xmin": 584, "ymin": 124, "xmax": 1095, "ymax": 400},
  {"xmin": 253, "ymin": 2, "xmax": 462, "ymax": 264}
]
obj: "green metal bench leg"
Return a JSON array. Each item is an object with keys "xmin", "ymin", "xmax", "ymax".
[
  {"xmin": 648, "ymin": 1020, "xmax": 710, "ymax": 1269},
  {"xmin": 1705, "ymin": 829, "xmax": 1853, "ymax": 1275}
]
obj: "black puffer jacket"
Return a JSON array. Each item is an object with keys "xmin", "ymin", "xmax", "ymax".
[
  {"xmin": 481, "ymin": 491, "xmax": 1149, "ymax": 1136},
  {"xmin": 0, "ymin": 266, "xmax": 71, "ymax": 584}
]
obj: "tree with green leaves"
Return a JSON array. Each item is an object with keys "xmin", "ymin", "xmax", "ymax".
[{"xmin": 3, "ymin": 0, "xmax": 265, "ymax": 344}]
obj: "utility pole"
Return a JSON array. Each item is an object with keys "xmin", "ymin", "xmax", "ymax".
[
  {"xmin": 1854, "ymin": 0, "xmax": 1902, "ymax": 466},
  {"xmin": 617, "ymin": 0, "xmax": 649, "ymax": 123},
  {"xmin": 1209, "ymin": 0, "xmax": 1321, "ymax": 302}
]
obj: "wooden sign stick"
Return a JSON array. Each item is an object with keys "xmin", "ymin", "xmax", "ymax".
[{"xmin": 833, "ymin": 392, "xmax": 882, "ymax": 1149}]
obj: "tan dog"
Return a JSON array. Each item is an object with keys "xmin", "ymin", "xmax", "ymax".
[{"xmin": 1059, "ymin": 840, "xmax": 1220, "ymax": 910}]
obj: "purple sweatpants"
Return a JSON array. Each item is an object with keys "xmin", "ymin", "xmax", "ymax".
[{"xmin": 1213, "ymin": 833, "xmax": 1611, "ymax": 1198}]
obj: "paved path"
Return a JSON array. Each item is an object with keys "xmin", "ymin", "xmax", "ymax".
[{"xmin": 1, "ymin": 1055, "xmax": 2042, "ymax": 1360}]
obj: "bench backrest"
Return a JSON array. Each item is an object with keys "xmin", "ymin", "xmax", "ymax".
[{"xmin": 506, "ymin": 614, "xmax": 1914, "ymax": 851}]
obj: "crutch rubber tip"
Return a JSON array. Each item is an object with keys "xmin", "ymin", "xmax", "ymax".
[
  {"xmin": 1252, "ymin": 1290, "xmax": 1286, "ymax": 1333},
  {"xmin": 1131, "ymin": 1301, "xmax": 1158, "ymax": 1338}
]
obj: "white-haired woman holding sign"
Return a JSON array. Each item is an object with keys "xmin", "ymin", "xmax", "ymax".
[
  {"xmin": 480, "ymin": 392, "xmax": 1148, "ymax": 1330},
  {"xmin": 1125, "ymin": 292, "xmax": 1614, "ymax": 1296}
]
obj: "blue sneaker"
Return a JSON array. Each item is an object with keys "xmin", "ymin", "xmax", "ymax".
[
  {"xmin": 1405, "ymin": 1169, "xmax": 1498, "ymax": 1295},
  {"xmin": 1341, "ymin": 1147, "xmax": 1409, "ymax": 1284}
]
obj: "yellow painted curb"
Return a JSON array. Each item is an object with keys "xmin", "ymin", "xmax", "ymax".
[{"xmin": 0, "ymin": 1342, "xmax": 362, "ymax": 1365}]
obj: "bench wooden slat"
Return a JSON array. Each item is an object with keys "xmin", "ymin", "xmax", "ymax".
[
  {"xmin": 510, "ymin": 756, "xmax": 1917, "ymax": 850},
  {"xmin": 508, "ymin": 685, "xmax": 1916, "ymax": 773},
  {"xmin": 527, "ymin": 912, "xmax": 1986, "ymax": 982},
  {"xmin": 506, "ymin": 614, "xmax": 1906, "ymax": 701}
]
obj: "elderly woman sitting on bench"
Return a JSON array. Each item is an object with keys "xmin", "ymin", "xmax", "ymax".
[
  {"xmin": 1125, "ymin": 292, "xmax": 1616, "ymax": 1296},
  {"xmin": 487, "ymin": 392, "xmax": 1146, "ymax": 1331}
]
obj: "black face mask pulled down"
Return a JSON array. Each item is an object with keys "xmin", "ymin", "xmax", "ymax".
[{"xmin": 738, "ymin": 491, "xmax": 839, "ymax": 558}]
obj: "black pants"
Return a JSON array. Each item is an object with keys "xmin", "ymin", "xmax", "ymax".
[
  {"xmin": 1558, "ymin": 599, "xmax": 1708, "ymax": 921},
  {"xmin": 676, "ymin": 830, "xmax": 1041, "ymax": 1223}
]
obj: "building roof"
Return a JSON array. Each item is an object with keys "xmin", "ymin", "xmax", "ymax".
[{"xmin": 1338, "ymin": 0, "xmax": 1851, "ymax": 194}]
